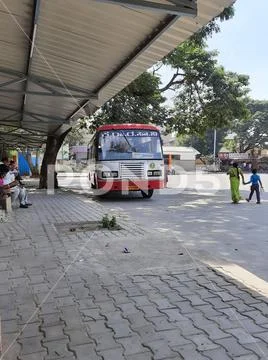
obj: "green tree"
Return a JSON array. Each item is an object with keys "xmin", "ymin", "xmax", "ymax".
[
  {"xmin": 190, "ymin": 6, "xmax": 235, "ymax": 46},
  {"xmin": 90, "ymin": 72, "xmax": 170, "ymax": 130},
  {"xmin": 161, "ymin": 41, "xmax": 249, "ymax": 134},
  {"xmin": 179, "ymin": 128, "xmax": 228, "ymax": 156},
  {"xmin": 64, "ymin": 117, "xmax": 92, "ymax": 147},
  {"xmin": 228, "ymin": 100, "xmax": 268, "ymax": 153}
]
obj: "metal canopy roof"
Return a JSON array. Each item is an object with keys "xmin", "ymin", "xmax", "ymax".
[{"xmin": 0, "ymin": 0, "xmax": 234, "ymax": 148}]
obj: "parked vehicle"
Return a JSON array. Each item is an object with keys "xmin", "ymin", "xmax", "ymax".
[{"xmin": 88, "ymin": 124, "xmax": 165, "ymax": 198}]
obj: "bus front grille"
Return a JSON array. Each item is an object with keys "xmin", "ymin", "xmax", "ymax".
[{"xmin": 120, "ymin": 162, "xmax": 144, "ymax": 179}]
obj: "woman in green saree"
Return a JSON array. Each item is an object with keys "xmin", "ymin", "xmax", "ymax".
[{"xmin": 227, "ymin": 163, "xmax": 245, "ymax": 203}]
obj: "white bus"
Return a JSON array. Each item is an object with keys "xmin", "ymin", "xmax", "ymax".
[{"xmin": 88, "ymin": 124, "xmax": 165, "ymax": 198}]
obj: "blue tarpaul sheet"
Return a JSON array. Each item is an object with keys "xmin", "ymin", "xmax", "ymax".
[{"xmin": 18, "ymin": 153, "xmax": 31, "ymax": 176}]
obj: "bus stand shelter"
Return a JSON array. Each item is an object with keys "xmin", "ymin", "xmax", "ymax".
[{"xmin": 0, "ymin": 0, "xmax": 234, "ymax": 150}]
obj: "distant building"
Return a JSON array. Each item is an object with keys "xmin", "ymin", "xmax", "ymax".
[{"xmin": 163, "ymin": 146, "xmax": 200, "ymax": 172}]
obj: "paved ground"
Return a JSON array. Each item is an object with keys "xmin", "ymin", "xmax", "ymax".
[
  {"xmin": 59, "ymin": 173, "xmax": 268, "ymax": 282},
  {"xmin": 1, "ymin": 177, "xmax": 268, "ymax": 359}
]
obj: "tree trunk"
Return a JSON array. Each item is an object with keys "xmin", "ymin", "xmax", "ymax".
[
  {"xmin": 39, "ymin": 130, "xmax": 71, "ymax": 189},
  {"xmin": 25, "ymin": 149, "xmax": 40, "ymax": 177}
]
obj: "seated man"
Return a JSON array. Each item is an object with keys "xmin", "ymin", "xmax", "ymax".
[
  {"xmin": 9, "ymin": 160, "xmax": 24, "ymax": 185},
  {"xmin": 2, "ymin": 164, "xmax": 30, "ymax": 209},
  {"xmin": 9, "ymin": 161, "xmax": 32, "ymax": 205}
]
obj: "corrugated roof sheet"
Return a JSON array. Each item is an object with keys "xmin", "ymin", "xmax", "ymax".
[{"xmin": 0, "ymin": 0, "xmax": 234, "ymax": 146}]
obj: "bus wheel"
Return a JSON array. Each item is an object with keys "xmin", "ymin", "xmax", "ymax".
[{"xmin": 141, "ymin": 189, "xmax": 154, "ymax": 199}]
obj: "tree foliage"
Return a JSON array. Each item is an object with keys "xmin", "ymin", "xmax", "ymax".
[
  {"xmin": 90, "ymin": 72, "xmax": 170, "ymax": 130},
  {"xmin": 64, "ymin": 118, "xmax": 91, "ymax": 146},
  {"xmin": 178, "ymin": 128, "xmax": 228, "ymax": 156},
  {"xmin": 161, "ymin": 41, "xmax": 249, "ymax": 134},
  {"xmin": 227, "ymin": 100, "xmax": 268, "ymax": 152},
  {"xmin": 190, "ymin": 6, "xmax": 235, "ymax": 46}
]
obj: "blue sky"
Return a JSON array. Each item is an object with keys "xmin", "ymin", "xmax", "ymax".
[
  {"xmin": 207, "ymin": 0, "xmax": 268, "ymax": 100},
  {"xmin": 160, "ymin": 0, "xmax": 268, "ymax": 101}
]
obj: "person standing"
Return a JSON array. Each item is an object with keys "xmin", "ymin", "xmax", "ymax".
[
  {"xmin": 227, "ymin": 162, "xmax": 245, "ymax": 204},
  {"xmin": 245, "ymin": 169, "xmax": 264, "ymax": 204}
]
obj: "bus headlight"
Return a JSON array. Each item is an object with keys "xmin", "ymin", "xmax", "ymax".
[
  {"xmin": 102, "ymin": 171, "xmax": 118, "ymax": 178},
  {"xmin": 147, "ymin": 170, "xmax": 162, "ymax": 177}
]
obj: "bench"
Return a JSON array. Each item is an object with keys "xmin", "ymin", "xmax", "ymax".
[{"xmin": 0, "ymin": 195, "xmax": 12, "ymax": 213}]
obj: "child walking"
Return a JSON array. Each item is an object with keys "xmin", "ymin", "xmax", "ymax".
[{"xmin": 245, "ymin": 169, "xmax": 264, "ymax": 204}]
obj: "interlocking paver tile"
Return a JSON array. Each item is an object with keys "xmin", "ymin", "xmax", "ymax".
[
  {"xmin": 125, "ymin": 352, "xmax": 153, "ymax": 360},
  {"xmin": 127, "ymin": 311, "xmax": 152, "ymax": 329},
  {"xmin": 66, "ymin": 328, "xmax": 94, "ymax": 346},
  {"xmin": 72, "ymin": 343, "xmax": 101, "ymax": 360},
  {"xmin": 144, "ymin": 339, "xmax": 179, "ymax": 359},
  {"xmin": 118, "ymin": 335, "xmax": 149, "ymax": 356},
  {"xmin": 42, "ymin": 325, "xmax": 68, "ymax": 341},
  {"xmin": 20, "ymin": 336, "xmax": 44, "ymax": 355},
  {"xmin": 86, "ymin": 320, "xmax": 110, "ymax": 335},
  {"xmin": 196, "ymin": 304, "xmax": 223, "ymax": 318},
  {"xmin": 147, "ymin": 316, "xmax": 177, "ymax": 331},
  {"xmin": 243, "ymin": 310, "xmax": 268, "ymax": 325},
  {"xmin": 110, "ymin": 320, "xmax": 134, "ymax": 338},
  {"xmin": 80, "ymin": 308, "xmax": 105, "ymax": 321},
  {"xmin": 186, "ymin": 333, "xmax": 220, "ymax": 351},
  {"xmin": 141, "ymin": 305, "xmax": 163, "ymax": 318},
  {"xmin": 98, "ymin": 347, "xmax": 125, "ymax": 360},
  {"xmin": 173, "ymin": 343, "xmax": 210, "ymax": 360},
  {"xmin": 216, "ymin": 337, "xmax": 254, "ymax": 358},
  {"xmin": 3, "ymin": 191, "xmax": 268, "ymax": 360},
  {"xmin": 253, "ymin": 331, "xmax": 268, "ymax": 342},
  {"xmin": 94, "ymin": 332, "xmax": 122, "ymax": 351},
  {"xmin": 19, "ymin": 352, "xmax": 47, "ymax": 360},
  {"xmin": 226, "ymin": 328, "xmax": 261, "ymax": 345},
  {"xmin": 151, "ymin": 298, "xmax": 177, "ymax": 310},
  {"xmin": 159, "ymin": 308, "xmax": 188, "ymax": 322},
  {"xmin": 134, "ymin": 324, "xmax": 163, "ymax": 342},
  {"xmin": 243, "ymin": 341, "xmax": 268, "ymax": 358},
  {"xmin": 118, "ymin": 302, "xmax": 139, "ymax": 315},
  {"xmin": 1, "ymin": 332, "xmax": 22, "ymax": 360},
  {"xmin": 95, "ymin": 300, "xmax": 117, "ymax": 312},
  {"xmin": 130, "ymin": 295, "xmax": 152, "ymax": 307},
  {"xmin": 159, "ymin": 329, "xmax": 190, "ymax": 347},
  {"xmin": 202, "ymin": 348, "xmax": 232, "ymax": 360},
  {"xmin": 233, "ymin": 355, "xmax": 259, "ymax": 360}
]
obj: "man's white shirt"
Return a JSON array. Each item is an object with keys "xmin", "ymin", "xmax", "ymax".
[{"xmin": 3, "ymin": 172, "xmax": 15, "ymax": 186}]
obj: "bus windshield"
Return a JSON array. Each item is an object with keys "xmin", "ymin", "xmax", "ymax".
[{"xmin": 98, "ymin": 129, "xmax": 163, "ymax": 161}]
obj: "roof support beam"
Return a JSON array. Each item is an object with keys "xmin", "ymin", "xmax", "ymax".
[
  {"xmin": 0, "ymin": 89, "xmax": 97, "ymax": 99},
  {"xmin": 0, "ymin": 133, "xmax": 44, "ymax": 139},
  {"xmin": 26, "ymin": 113, "xmax": 65, "ymax": 124},
  {"xmin": 0, "ymin": 112, "xmax": 20, "ymax": 122},
  {"xmin": 0, "ymin": 68, "xmax": 97, "ymax": 97},
  {"xmin": 24, "ymin": 112, "xmax": 67, "ymax": 123},
  {"xmin": 21, "ymin": 0, "xmax": 41, "ymax": 125},
  {"xmin": 0, "ymin": 77, "xmax": 27, "ymax": 89},
  {"xmin": 96, "ymin": 0, "xmax": 197, "ymax": 16},
  {"xmin": 0, "ymin": 106, "xmax": 67, "ymax": 124},
  {"xmin": 0, "ymin": 123, "xmax": 20, "ymax": 128},
  {"xmin": 29, "ymin": 75, "xmax": 97, "ymax": 96},
  {"xmin": 0, "ymin": 68, "xmax": 25, "ymax": 78}
]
